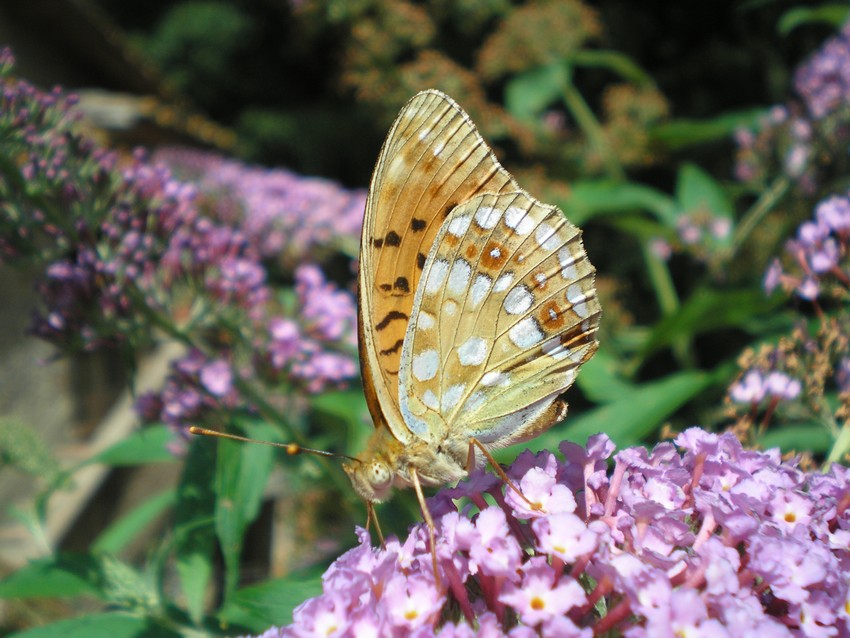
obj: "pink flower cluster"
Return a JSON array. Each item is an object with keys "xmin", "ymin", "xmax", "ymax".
[
  {"xmin": 0, "ymin": 51, "xmax": 362, "ymax": 431},
  {"xmin": 795, "ymin": 21, "xmax": 850, "ymax": 119},
  {"xmin": 254, "ymin": 429, "xmax": 850, "ymax": 637},
  {"xmin": 152, "ymin": 147, "xmax": 366, "ymax": 265},
  {"xmin": 765, "ymin": 193, "xmax": 850, "ymax": 301}
]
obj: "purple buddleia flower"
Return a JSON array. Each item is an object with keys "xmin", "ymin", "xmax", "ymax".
[
  {"xmin": 254, "ymin": 429, "xmax": 850, "ymax": 636},
  {"xmin": 152, "ymin": 147, "xmax": 366, "ymax": 264},
  {"xmin": 762, "ymin": 191, "xmax": 850, "ymax": 301},
  {"xmin": 795, "ymin": 21, "xmax": 850, "ymax": 119}
]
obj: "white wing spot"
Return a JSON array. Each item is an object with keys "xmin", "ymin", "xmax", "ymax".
[
  {"xmin": 443, "ymin": 299, "xmax": 459, "ymax": 317},
  {"xmin": 412, "ymin": 350, "xmax": 439, "ymax": 381},
  {"xmin": 447, "ymin": 259, "xmax": 472, "ymax": 296},
  {"xmin": 425, "ymin": 259, "xmax": 449, "ymax": 294},
  {"xmin": 441, "ymin": 383, "xmax": 466, "ymax": 411},
  {"xmin": 418, "ymin": 127, "xmax": 432, "ymax": 141},
  {"xmin": 503, "ymin": 285, "xmax": 534, "ymax": 315},
  {"xmin": 535, "ymin": 272, "xmax": 548, "ymax": 288},
  {"xmin": 567, "ymin": 283, "xmax": 589, "ymax": 318},
  {"xmin": 494, "ymin": 273, "xmax": 514, "ymax": 292},
  {"xmin": 433, "ymin": 141, "xmax": 446, "ymax": 157},
  {"xmin": 464, "ymin": 390, "xmax": 486, "ymax": 412},
  {"xmin": 535, "ymin": 223, "xmax": 560, "ymax": 251},
  {"xmin": 417, "ymin": 311, "xmax": 435, "ymax": 330},
  {"xmin": 423, "ymin": 389, "xmax": 439, "ymax": 410},
  {"xmin": 457, "ymin": 336, "xmax": 488, "ymax": 366},
  {"xmin": 504, "ymin": 206, "xmax": 535, "ymax": 235},
  {"xmin": 559, "ymin": 247, "xmax": 579, "ymax": 281},
  {"xmin": 509, "ymin": 317, "xmax": 544, "ymax": 349},
  {"xmin": 447, "ymin": 214, "xmax": 472, "ymax": 237},
  {"xmin": 474, "ymin": 206, "xmax": 501, "ymax": 229},
  {"xmin": 470, "ymin": 273, "xmax": 492, "ymax": 308},
  {"xmin": 542, "ymin": 336, "xmax": 569, "ymax": 361},
  {"xmin": 481, "ymin": 370, "xmax": 509, "ymax": 386},
  {"xmin": 490, "ymin": 246, "xmax": 502, "ymax": 259}
]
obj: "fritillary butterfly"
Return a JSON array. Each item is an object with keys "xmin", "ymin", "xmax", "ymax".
[
  {"xmin": 191, "ymin": 91, "xmax": 600, "ymax": 573},
  {"xmin": 345, "ymin": 90, "xmax": 601, "ymax": 511}
]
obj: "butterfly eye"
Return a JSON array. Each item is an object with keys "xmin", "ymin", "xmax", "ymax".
[{"xmin": 368, "ymin": 462, "xmax": 392, "ymax": 488}]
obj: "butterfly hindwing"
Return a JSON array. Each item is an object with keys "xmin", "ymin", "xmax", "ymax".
[
  {"xmin": 398, "ymin": 191, "xmax": 600, "ymax": 448},
  {"xmin": 359, "ymin": 90, "xmax": 517, "ymax": 442}
]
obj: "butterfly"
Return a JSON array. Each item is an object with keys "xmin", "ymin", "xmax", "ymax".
[
  {"xmin": 191, "ymin": 90, "xmax": 600, "ymax": 578},
  {"xmin": 345, "ymin": 90, "xmax": 600, "ymax": 534}
]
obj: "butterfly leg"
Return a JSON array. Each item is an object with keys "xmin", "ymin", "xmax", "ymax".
[
  {"xmin": 366, "ymin": 501, "xmax": 385, "ymax": 545},
  {"xmin": 410, "ymin": 468, "xmax": 442, "ymax": 589},
  {"xmin": 467, "ymin": 438, "xmax": 545, "ymax": 513}
]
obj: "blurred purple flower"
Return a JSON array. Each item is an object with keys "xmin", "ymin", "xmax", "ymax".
[
  {"xmin": 765, "ymin": 192, "xmax": 850, "ymax": 301},
  {"xmin": 153, "ymin": 147, "xmax": 366, "ymax": 264},
  {"xmin": 795, "ymin": 21, "xmax": 850, "ymax": 119},
  {"xmin": 248, "ymin": 429, "xmax": 850, "ymax": 636}
]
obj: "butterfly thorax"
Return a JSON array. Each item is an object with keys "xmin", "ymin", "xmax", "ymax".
[{"xmin": 343, "ymin": 426, "xmax": 468, "ymax": 503}]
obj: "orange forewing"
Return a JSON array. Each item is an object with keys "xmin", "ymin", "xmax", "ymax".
[{"xmin": 358, "ymin": 90, "xmax": 517, "ymax": 442}]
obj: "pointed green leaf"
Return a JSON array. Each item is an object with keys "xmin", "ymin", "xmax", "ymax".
[
  {"xmin": 566, "ymin": 180, "xmax": 676, "ymax": 225},
  {"xmin": 173, "ymin": 439, "xmax": 217, "ymax": 624},
  {"xmin": 651, "ymin": 109, "xmax": 764, "ymax": 150},
  {"xmin": 638, "ymin": 289, "xmax": 783, "ymax": 360},
  {"xmin": 575, "ymin": 350, "xmax": 636, "ymax": 405},
  {"xmin": 9, "ymin": 612, "xmax": 179, "ymax": 638},
  {"xmin": 90, "ymin": 425, "xmax": 177, "ymax": 466},
  {"xmin": 778, "ymin": 5, "xmax": 849, "ymax": 35},
  {"xmin": 92, "ymin": 489, "xmax": 177, "ymax": 554},
  {"xmin": 219, "ymin": 565, "xmax": 326, "ymax": 631},
  {"xmin": 215, "ymin": 419, "xmax": 276, "ymax": 603},
  {"xmin": 675, "ymin": 164, "xmax": 734, "ymax": 241},
  {"xmin": 0, "ymin": 555, "xmax": 102, "ymax": 599},
  {"xmin": 505, "ymin": 61, "xmax": 568, "ymax": 121}
]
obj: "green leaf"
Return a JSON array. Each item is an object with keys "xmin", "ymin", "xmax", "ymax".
[
  {"xmin": 638, "ymin": 289, "xmax": 782, "ymax": 361},
  {"xmin": 778, "ymin": 5, "xmax": 850, "ymax": 35},
  {"xmin": 566, "ymin": 180, "xmax": 676, "ymax": 225},
  {"xmin": 219, "ymin": 566, "xmax": 326, "ymax": 631},
  {"xmin": 0, "ymin": 555, "xmax": 102, "ymax": 599},
  {"xmin": 215, "ymin": 419, "xmax": 276, "ymax": 603},
  {"xmin": 173, "ymin": 438, "xmax": 217, "ymax": 625},
  {"xmin": 651, "ymin": 109, "xmax": 764, "ymax": 150},
  {"xmin": 570, "ymin": 49, "xmax": 655, "ymax": 86},
  {"xmin": 505, "ymin": 60, "xmax": 568, "ymax": 121},
  {"xmin": 90, "ymin": 425, "xmax": 177, "ymax": 466},
  {"xmin": 575, "ymin": 349, "xmax": 636, "ymax": 405},
  {"xmin": 759, "ymin": 424, "xmax": 833, "ymax": 454},
  {"xmin": 9, "ymin": 612, "xmax": 179, "ymax": 638},
  {"xmin": 92, "ymin": 490, "xmax": 177, "ymax": 554},
  {"xmin": 675, "ymin": 163, "xmax": 734, "ymax": 225},
  {"xmin": 517, "ymin": 370, "xmax": 714, "ymax": 452},
  {"xmin": 312, "ymin": 388, "xmax": 373, "ymax": 457}
]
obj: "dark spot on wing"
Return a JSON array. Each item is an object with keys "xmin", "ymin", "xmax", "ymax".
[
  {"xmin": 375, "ymin": 310, "xmax": 408, "ymax": 331},
  {"xmin": 411, "ymin": 218, "xmax": 426, "ymax": 232},
  {"xmin": 379, "ymin": 338, "xmax": 404, "ymax": 356},
  {"xmin": 394, "ymin": 276, "xmax": 410, "ymax": 293}
]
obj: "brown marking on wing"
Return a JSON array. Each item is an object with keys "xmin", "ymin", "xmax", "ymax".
[{"xmin": 359, "ymin": 90, "xmax": 518, "ymax": 438}]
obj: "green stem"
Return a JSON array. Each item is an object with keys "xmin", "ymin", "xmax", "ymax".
[
  {"xmin": 561, "ymin": 77, "xmax": 626, "ymax": 181},
  {"xmin": 728, "ymin": 174, "xmax": 791, "ymax": 259},
  {"xmin": 826, "ymin": 418, "xmax": 850, "ymax": 466}
]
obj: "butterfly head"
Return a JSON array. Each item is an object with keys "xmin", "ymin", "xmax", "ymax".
[
  {"xmin": 343, "ymin": 457, "xmax": 394, "ymax": 503},
  {"xmin": 342, "ymin": 425, "xmax": 410, "ymax": 503}
]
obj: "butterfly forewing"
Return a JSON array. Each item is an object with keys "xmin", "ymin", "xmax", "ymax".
[
  {"xmin": 359, "ymin": 90, "xmax": 518, "ymax": 442},
  {"xmin": 398, "ymin": 191, "xmax": 600, "ymax": 448}
]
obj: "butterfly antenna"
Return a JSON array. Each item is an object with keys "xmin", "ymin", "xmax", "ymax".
[{"xmin": 188, "ymin": 426, "xmax": 361, "ymax": 463}]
